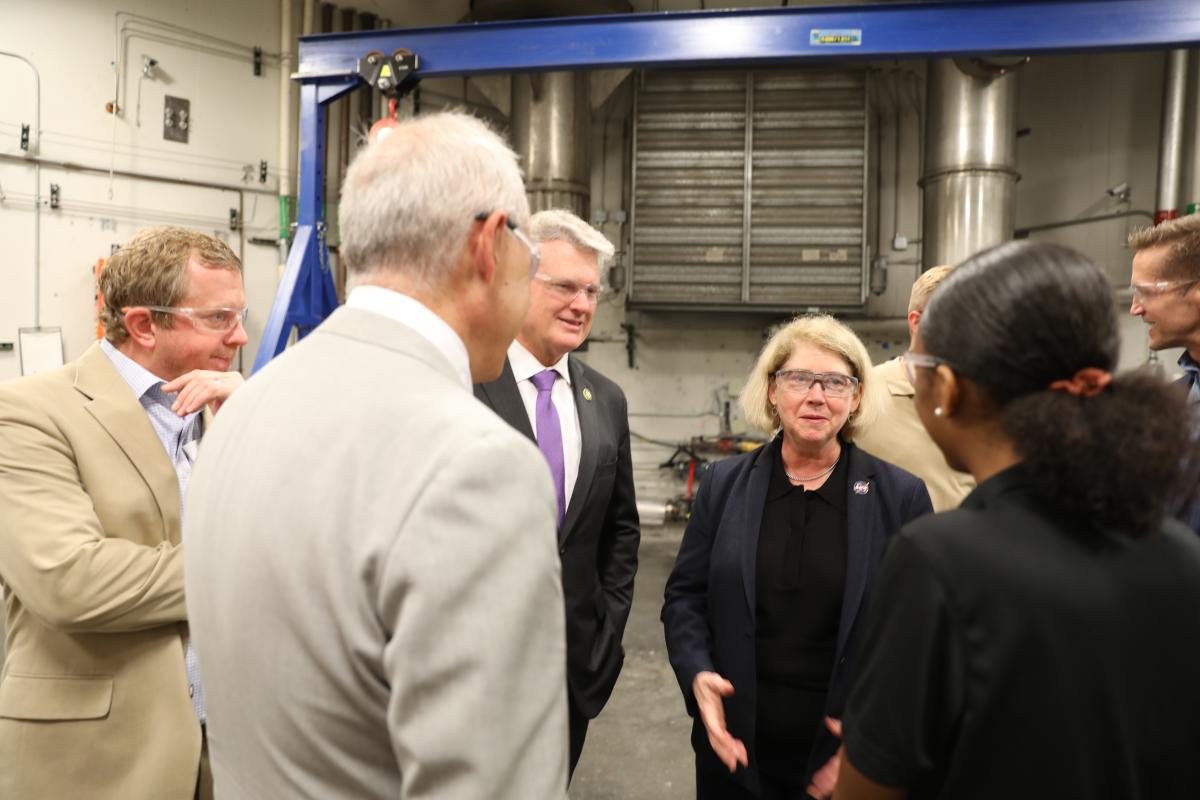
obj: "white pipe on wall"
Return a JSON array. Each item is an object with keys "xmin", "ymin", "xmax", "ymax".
[
  {"xmin": 278, "ymin": 0, "xmax": 295, "ymax": 264},
  {"xmin": 0, "ymin": 51, "xmax": 41, "ymax": 328}
]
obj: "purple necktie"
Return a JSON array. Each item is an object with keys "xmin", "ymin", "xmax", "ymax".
[{"xmin": 531, "ymin": 369, "xmax": 566, "ymax": 527}]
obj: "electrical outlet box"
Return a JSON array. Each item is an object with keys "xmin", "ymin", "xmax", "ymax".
[{"xmin": 164, "ymin": 96, "xmax": 190, "ymax": 143}]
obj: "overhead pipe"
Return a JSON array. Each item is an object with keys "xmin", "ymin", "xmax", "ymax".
[
  {"xmin": 0, "ymin": 51, "xmax": 41, "ymax": 328},
  {"xmin": 920, "ymin": 58, "xmax": 1021, "ymax": 269},
  {"xmin": 1155, "ymin": 49, "xmax": 1189, "ymax": 225}
]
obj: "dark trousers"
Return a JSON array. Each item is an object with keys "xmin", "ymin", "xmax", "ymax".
[
  {"xmin": 695, "ymin": 751, "xmax": 816, "ymax": 800},
  {"xmin": 568, "ymin": 698, "xmax": 589, "ymax": 781}
]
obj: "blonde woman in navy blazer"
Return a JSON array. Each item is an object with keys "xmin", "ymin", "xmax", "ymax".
[{"xmin": 663, "ymin": 315, "xmax": 932, "ymax": 799}]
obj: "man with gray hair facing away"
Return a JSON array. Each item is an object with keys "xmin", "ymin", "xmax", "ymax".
[
  {"xmin": 856, "ymin": 265, "xmax": 975, "ymax": 511},
  {"xmin": 475, "ymin": 209, "xmax": 640, "ymax": 780},
  {"xmin": 184, "ymin": 112, "xmax": 568, "ymax": 799}
]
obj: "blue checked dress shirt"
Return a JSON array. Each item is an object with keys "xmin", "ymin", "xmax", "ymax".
[{"xmin": 100, "ymin": 340, "xmax": 206, "ymax": 721}]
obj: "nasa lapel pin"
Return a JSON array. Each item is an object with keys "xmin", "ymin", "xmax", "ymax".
[
  {"xmin": 852, "ymin": 480, "xmax": 870, "ymax": 495},
  {"xmin": 582, "ymin": 387, "xmax": 593, "ymax": 401}
]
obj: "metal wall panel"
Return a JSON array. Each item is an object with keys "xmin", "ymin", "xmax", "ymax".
[{"xmin": 630, "ymin": 68, "xmax": 868, "ymax": 311}]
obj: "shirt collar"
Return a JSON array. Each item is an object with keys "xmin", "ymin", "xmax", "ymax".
[
  {"xmin": 1178, "ymin": 350, "xmax": 1200, "ymax": 376},
  {"xmin": 346, "ymin": 286, "xmax": 473, "ymax": 390},
  {"xmin": 881, "ymin": 356, "xmax": 914, "ymax": 397},
  {"xmin": 960, "ymin": 462, "xmax": 1035, "ymax": 511},
  {"xmin": 508, "ymin": 340, "xmax": 572, "ymax": 386},
  {"xmin": 99, "ymin": 338, "xmax": 173, "ymax": 400},
  {"xmin": 767, "ymin": 433, "xmax": 848, "ymax": 510},
  {"xmin": 99, "ymin": 339, "xmax": 201, "ymax": 428}
]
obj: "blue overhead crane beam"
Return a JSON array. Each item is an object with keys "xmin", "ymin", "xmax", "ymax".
[
  {"xmin": 255, "ymin": 0, "xmax": 1200, "ymax": 372},
  {"xmin": 296, "ymin": 1, "xmax": 1200, "ymax": 79}
]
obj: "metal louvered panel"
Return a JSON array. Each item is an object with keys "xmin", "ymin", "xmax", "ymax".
[{"xmin": 630, "ymin": 68, "xmax": 868, "ymax": 311}]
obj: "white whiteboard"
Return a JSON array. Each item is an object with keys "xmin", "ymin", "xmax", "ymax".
[{"xmin": 18, "ymin": 327, "xmax": 64, "ymax": 376}]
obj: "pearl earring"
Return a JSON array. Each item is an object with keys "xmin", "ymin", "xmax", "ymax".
[{"xmin": 933, "ymin": 406, "xmax": 944, "ymax": 417}]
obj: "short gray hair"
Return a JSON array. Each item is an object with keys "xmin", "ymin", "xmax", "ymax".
[
  {"xmin": 529, "ymin": 209, "xmax": 615, "ymax": 270},
  {"xmin": 338, "ymin": 111, "xmax": 529, "ymax": 288},
  {"xmin": 740, "ymin": 314, "xmax": 884, "ymax": 441}
]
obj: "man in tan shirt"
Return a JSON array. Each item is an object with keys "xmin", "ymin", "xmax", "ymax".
[{"xmin": 857, "ymin": 266, "xmax": 975, "ymax": 511}]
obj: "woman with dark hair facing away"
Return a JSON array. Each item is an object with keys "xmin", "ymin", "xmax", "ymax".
[
  {"xmin": 663, "ymin": 315, "xmax": 933, "ymax": 800},
  {"xmin": 833, "ymin": 240, "xmax": 1200, "ymax": 800}
]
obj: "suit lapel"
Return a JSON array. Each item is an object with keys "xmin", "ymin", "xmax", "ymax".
[
  {"xmin": 478, "ymin": 358, "xmax": 536, "ymax": 441},
  {"xmin": 75, "ymin": 344, "xmax": 178, "ymax": 541},
  {"xmin": 560, "ymin": 356, "xmax": 598, "ymax": 545},
  {"xmin": 740, "ymin": 439, "xmax": 775, "ymax": 622},
  {"xmin": 835, "ymin": 443, "xmax": 879, "ymax": 662}
]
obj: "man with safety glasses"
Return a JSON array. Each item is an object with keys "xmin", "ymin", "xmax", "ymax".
[
  {"xmin": 475, "ymin": 208, "xmax": 641, "ymax": 781},
  {"xmin": 1129, "ymin": 214, "xmax": 1200, "ymax": 533},
  {"xmin": 0, "ymin": 225, "xmax": 247, "ymax": 799}
]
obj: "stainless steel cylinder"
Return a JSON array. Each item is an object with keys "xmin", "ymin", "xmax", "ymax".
[
  {"xmin": 921, "ymin": 59, "xmax": 1019, "ymax": 269},
  {"xmin": 511, "ymin": 71, "xmax": 591, "ymax": 217},
  {"xmin": 1155, "ymin": 49, "xmax": 1189, "ymax": 223}
]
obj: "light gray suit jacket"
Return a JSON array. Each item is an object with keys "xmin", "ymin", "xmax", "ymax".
[{"xmin": 184, "ymin": 306, "xmax": 568, "ymax": 799}]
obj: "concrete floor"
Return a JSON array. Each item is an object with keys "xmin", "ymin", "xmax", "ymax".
[{"xmin": 571, "ymin": 524, "xmax": 697, "ymax": 800}]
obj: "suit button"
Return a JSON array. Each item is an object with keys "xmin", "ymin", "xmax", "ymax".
[{"xmin": 189, "ymin": 685, "xmax": 195, "ymax": 698}]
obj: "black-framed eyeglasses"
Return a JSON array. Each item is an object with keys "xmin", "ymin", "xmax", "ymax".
[
  {"xmin": 122, "ymin": 305, "xmax": 248, "ymax": 333},
  {"xmin": 534, "ymin": 273, "xmax": 604, "ymax": 305},
  {"xmin": 772, "ymin": 369, "xmax": 859, "ymax": 397},
  {"xmin": 902, "ymin": 351, "xmax": 951, "ymax": 384},
  {"xmin": 474, "ymin": 212, "xmax": 540, "ymax": 278}
]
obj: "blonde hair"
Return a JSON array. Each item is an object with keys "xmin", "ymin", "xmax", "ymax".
[
  {"xmin": 100, "ymin": 226, "xmax": 241, "ymax": 344},
  {"xmin": 740, "ymin": 314, "xmax": 885, "ymax": 441},
  {"xmin": 529, "ymin": 209, "xmax": 615, "ymax": 270},
  {"xmin": 1127, "ymin": 215, "xmax": 1200, "ymax": 280},
  {"xmin": 908, "ymin": 265, "xmax": 954, "ymax": 313}
]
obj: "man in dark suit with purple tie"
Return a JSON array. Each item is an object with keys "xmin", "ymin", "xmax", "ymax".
[{"xmin": 474, "ymin": 209, "xmax": 640, "ymax": 780}]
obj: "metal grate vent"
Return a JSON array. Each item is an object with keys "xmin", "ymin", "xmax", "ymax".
[{"xmin": 630, "ymin": 68, "xmax": 868, "ymax": 311}]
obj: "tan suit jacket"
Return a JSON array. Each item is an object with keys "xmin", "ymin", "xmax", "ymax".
[
  {"xmin": 856, "ymin": 357, "xmax": 975, "ymax": 512},
  {"xmin": 185, "ymin": 306, "xmax": 568, "ymax": 799},
  {"xmin": 0, "ymin": 343, "xmax": 201, "ymax": 799}
]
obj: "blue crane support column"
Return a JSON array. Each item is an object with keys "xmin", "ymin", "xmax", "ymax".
[
  {"xmin": 256, "ymin": 0, "xmax": 1200, "ymax": 370},
  {"xmin": 253, "ymin": 77, "xmax": 359, "ymax": 373}
]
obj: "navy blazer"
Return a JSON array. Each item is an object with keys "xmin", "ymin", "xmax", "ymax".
[{"xmin": 661, "ymin": 437, "xmax": 933, "ymax": 794}]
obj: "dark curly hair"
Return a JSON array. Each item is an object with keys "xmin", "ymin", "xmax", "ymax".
[{"xmin": 919, "ymin": 240, "xmax": 1198, "ymax": 537}]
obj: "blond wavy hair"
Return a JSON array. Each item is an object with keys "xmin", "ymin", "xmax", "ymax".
[{"xmin": 100, "ymin": 226, "xmax": 240, "ymax": 344}]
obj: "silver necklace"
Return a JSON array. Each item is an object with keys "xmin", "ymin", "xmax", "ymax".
[{"xmin": 783, "ymin": 454, "xmax": 839, "ymax": 483}]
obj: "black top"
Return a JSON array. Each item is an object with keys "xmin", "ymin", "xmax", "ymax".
[
  {"xmin": 755, "ymin": 440, "xmax": 848, "ymax": 780},
  {"xmin": 843, "ymin": 464, "xmax": 1200, "ymax": 800},
  {"xmin": 661, "ymin": 437, "xmax": 933, "ymax": 796}
]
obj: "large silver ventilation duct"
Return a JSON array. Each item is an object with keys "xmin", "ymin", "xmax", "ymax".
[
  {"xmin": 511, "ymin": 71, "xmax": 591, "ymax": 216},
  {"xmin": 921, "ymin": 59, "xmax": 1020, "ymax": 269},
  {"xmin": 1154, "ymin": 50, "xmax": 1189, "ymax": 225},
  {"xmin": 469, "ymin": 0, "xmax": 630, "ymax": 217}
]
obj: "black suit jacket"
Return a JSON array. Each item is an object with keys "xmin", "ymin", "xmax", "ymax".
[
  {"xmin": 661, "ymin": 437, "xmax": 932, "ymax": 794},
  {"xmin": 475, "ymin": 356, "xmax": 641, "ymax": 719}
]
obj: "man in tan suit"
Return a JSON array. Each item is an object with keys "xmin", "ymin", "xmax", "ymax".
[
  {"xmin": 857, "ymin": 266, "xmax": 975, "ymax": 511},
  {"xmin": 0, "ymin": 226, "xmax": 248, "ymax": 799},
  {"xmin": 185, "ymin": 111, "xmax": 569, "ymax": 799}
]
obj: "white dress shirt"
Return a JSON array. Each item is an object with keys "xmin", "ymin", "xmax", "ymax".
[
  {"xmin": 509, "ymin": 340, "xmax": 581, "ymax": 508},
  {"xmin": 346, "ymin": 285, "xmax": 473, "ymax": 390}
]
